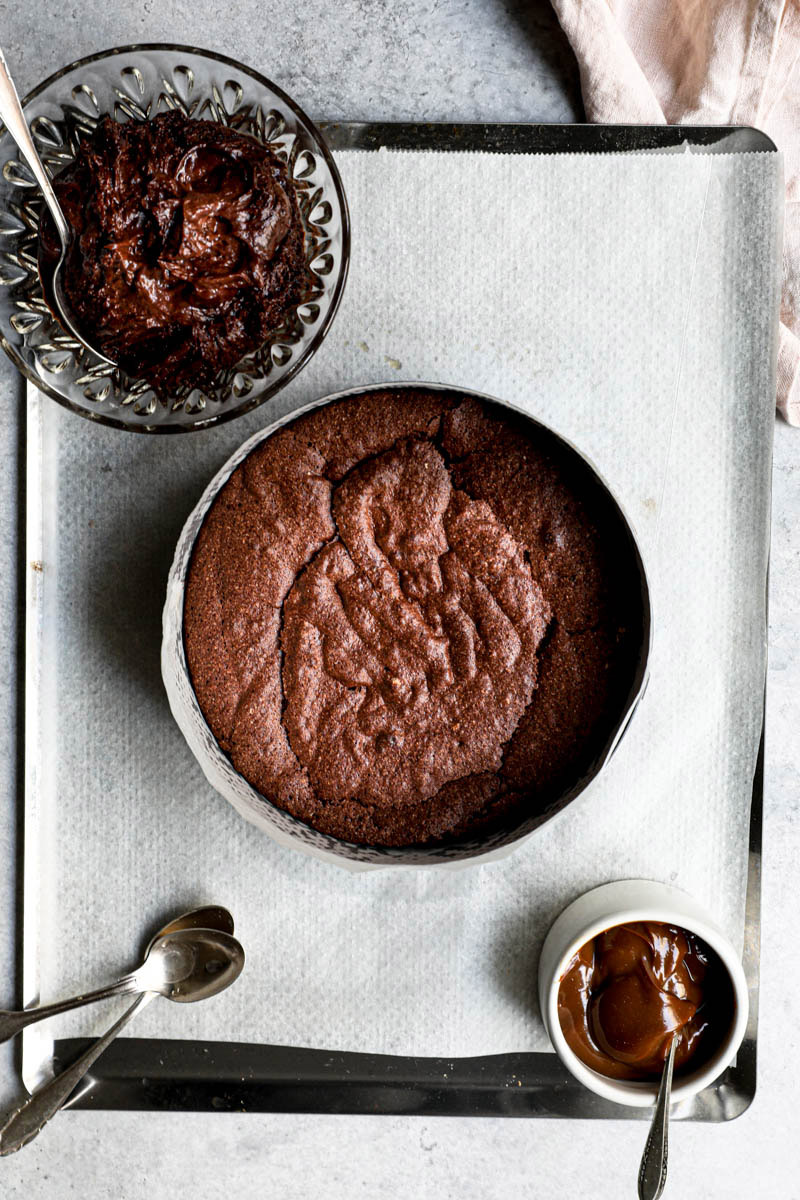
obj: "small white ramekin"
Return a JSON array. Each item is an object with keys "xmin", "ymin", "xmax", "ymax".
[{"xmin": 537, "ymin": 879, "xmax": 749, "ymax": 1108}]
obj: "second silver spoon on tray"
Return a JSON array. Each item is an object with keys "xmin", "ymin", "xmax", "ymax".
[
  {"xmin": 0, "ymin": 904, "xmax": 236, "ymax": 1043},
  {"xmin": 0, "ymin": 909, "xmax": 244, "ymax": 1154}
]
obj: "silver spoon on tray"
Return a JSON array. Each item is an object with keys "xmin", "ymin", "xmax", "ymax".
[
  {"xmin": 0, "ymin": 44, "xmax": 114, "ymax": 363},
  {"xmin": 0, "ymin": 906, "xmax": 244, "ymax": 1154},
  {"xmin": 0, "ymin": 904, "xmax": 236, "ymax": 1042}
]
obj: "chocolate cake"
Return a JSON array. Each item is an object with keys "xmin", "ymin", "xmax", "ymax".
[
  {"xmin": 183, "ymin": 389, "xmax": 643, "ymax": 846},
  {"xmin": 38, "ymin": 112, "xmax": 307, "ymax": 396}
]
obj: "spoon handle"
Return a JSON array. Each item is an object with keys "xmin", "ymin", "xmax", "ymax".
[
  {"xmin": 0, "ymin": 45, "xmax": 71, "ymax": 243},
  {"xmin": 638, "ymin": 1034, "xmax": 678, "ymax": 1200},
  {"xmin": 0, "ymin": 974, "xmax": 142, "ymax": 1043},
  {"xmin": 0, "ymin": 974, "xmax": 141, "ymax": 1043},
  {"xmin": 0, "ymin": 991, "xmax": 155, "ymax": 1155}
]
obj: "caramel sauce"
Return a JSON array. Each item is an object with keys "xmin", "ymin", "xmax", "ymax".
[{"xmin": 557, "ymin": 921, "xmax": 735, "ymax": 1081}]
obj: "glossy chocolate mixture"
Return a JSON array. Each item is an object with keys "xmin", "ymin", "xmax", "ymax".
[
  {"xmin": 183, "ymin": 390, "xmax": 643, "ymax": 847},
  {"xmin": 38, "ymin": 112, "xmax": 307, "ymax": 395},
  {"xmin": 557, "ymin": 921, "xmax": 735, "ymax": 1081}
]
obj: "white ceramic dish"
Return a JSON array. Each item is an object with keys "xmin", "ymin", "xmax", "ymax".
[
  {"xmin": 537, "ymin": 879, "xmax": 749, "ymax": 1108},
  {"xmin": 162, "ymin": 382, "xmax": 651, "ymax": 868}
]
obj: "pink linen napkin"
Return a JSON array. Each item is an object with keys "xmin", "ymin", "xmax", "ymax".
[{"xmin": 550, "ymin": 0, "xmax": 800, "ymax": 423}]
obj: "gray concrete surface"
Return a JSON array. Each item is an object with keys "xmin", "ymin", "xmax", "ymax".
[{"xmin": 1, "ymin": 3, "xmax": 799, "ymax": 1196}]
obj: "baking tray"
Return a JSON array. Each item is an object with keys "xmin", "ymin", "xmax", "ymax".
[{"xmin": 18, "ymin": 121, "xmax": 772, "ymax": 1121}]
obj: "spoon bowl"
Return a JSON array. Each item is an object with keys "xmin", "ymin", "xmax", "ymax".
[
  {"xmin": 148, "ymin": 905, "xmax": 235, "ymax": 943},
  {"xmin": 138, "ymin": 927, "xmax": 245, "ymax": 1003},
  {"xmin": 50, "ymin": 238, "xmax": 116, "ymax": 364}
]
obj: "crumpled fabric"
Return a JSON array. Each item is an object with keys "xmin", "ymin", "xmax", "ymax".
[{"xmin": 551, "ymin": 0, "xmax": 800, "ymax": 423}]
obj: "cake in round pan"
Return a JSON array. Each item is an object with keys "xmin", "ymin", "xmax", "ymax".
[{"xmin": 183, "ymin": 388, "xmax": 642, "ymax": 846}]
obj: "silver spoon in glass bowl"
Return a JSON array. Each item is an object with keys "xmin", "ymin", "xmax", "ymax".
[
  {"xmin": 0, "ymin": 44, "xmax": 114, "ymax": 363},
  {"xmin": 0, "ymin": 907, "xmax": 244, "ymax": 1154}
]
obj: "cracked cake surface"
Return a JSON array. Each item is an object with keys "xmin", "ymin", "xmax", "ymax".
[{"xmin": 183, "ymin": 389, "xmax": 641, "ymax": 846}]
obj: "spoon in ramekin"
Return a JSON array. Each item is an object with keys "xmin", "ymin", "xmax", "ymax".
[
  {"xmin": 0, "ymin": 44, "xmax": 114, "ymax": 363},
  {"xmin": 638, "ymin": 1033, "xmax": 679, "ymax": 1200}
]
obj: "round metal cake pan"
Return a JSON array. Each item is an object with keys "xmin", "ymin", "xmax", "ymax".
[{"xmin": 161, "ymin": 382, "xmax": 653, "ymax": 869}]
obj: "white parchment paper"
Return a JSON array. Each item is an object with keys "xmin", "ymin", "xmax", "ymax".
[{"xmin": 26, "ymin": 148, "xmax": 782, "ymax": 1065}]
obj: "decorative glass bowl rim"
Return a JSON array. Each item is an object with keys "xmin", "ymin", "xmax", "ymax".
[
  {"xmin": 0, "ymin": 42, "xmax": 351, "ymax": 433},
  {"xmin": 163, "ymin": 380, "xmax": 654, "ymax": 865}
]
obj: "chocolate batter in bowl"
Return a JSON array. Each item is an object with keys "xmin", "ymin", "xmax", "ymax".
[
  {"xmin": 0, "ymin": 45, "xmax": 349, "ymax": 431},
  {"xmin": 162, "ymin": 383, "xmax": 652, "ymax": 867},
  {"xmin": 38, "ymin": 112, "xmax": 310, "ymax": 398}
]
